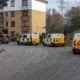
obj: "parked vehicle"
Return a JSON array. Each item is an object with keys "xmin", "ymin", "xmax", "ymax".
[
  {"xmin": 43, "ymin": 33, "xmax": 65, "ymax": 46},
  {"xmin": 72, "ymin": 33, "xmax": 80, "ymax": 54},
  {"xmin": 17, "ymin": 33, "xmax": 40, "ymax": 45},
  {"xmin": 31, "ymin": 33, "xmax": 40, "ymax": 45},
  {"xmin": 0, "ymin": 34, "xmax": 10, "ymax": 44}
]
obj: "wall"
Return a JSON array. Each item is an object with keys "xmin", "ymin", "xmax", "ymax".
[
  {"xmin": 4, "ymin": 0, "xmax": 46, "ymax": 12},
  {"xmin": 4, "ymin": 11, "xmax": 22, "ymax": 35},
  {"xmin": 31, "ymin": 10, "xmax": 46, "ymax": 34},
  {"xmin": 3, "ymin": 0, "xmax": 47, "ymax": 35}
]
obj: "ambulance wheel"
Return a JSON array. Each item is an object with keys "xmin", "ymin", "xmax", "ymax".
[
  {"xmin": 2, "ymin": 41, "xmax": 4, "ymax": 44},
  {"xmin": 62, "ymin": 44, "xmax": 65, "ymax": 46},
  {"xmin": 43, "ymin": 42, "xmax": 46, "ymax": 46},
  {"xmin": 29, "ymin": 42, "xmax": 32, "ymax": 45},
  {"xmin": 17, "ymin": 41, "xmax": 20, "ymax": 45},
  {"xmin": 36, "ymin": 44, "xmax": 38, "ymax": 45},
  {"xmin": 72, "ymin": 48, "xmax": 76, "ymax": 54},
  {"xmin": 51, "ymin": 42, "xmax": 54, "ymax": 47},
  {"xmin": 6, "ymin": 42, "xmax": 9, "ymax": 44}
]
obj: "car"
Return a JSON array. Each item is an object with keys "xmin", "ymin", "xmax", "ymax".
[
  {"xmin": 43, "ymin": 33, "xmax": 65, "ymax": 47},
  {"xmin": 0, "ymin": 34, "xmax": 10, "ymax": 44},
  {"xmin": 72, "ymin": 33, "xmax": 80, "ymax": 54}
]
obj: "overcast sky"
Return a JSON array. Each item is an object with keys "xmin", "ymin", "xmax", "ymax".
[{"xmin": 47, "ymin": 0, "xmax": 80, "ymax": 11}]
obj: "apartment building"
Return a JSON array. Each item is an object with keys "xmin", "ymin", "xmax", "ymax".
[{"xmin": 3, "ymin": 0, "xmax": 47, "ymax": 37}]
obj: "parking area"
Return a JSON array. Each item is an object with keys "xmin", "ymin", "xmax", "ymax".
[{"xmin": 0, "ymin": 42, "xmax": 80, "ymax": 80}]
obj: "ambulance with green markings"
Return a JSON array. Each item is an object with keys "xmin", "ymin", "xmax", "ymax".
[
  {"xmin": 43, "ymin": 33, "xmax": 65, "ymax": 46},
  {"xmin": 17, "ymin": 33, "xmax": 40, "ymax": 45}
]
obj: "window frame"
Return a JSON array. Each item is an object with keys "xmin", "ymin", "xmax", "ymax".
[
  {"xmin": 11, "ymin": 21, "xmax": 15, "ymax": 27},
  {"xmin": 11, "ymin": 11, "xmax": 15, "ymax": 17},
  {"xmin": 6, "ymin": 21, "xmax": 8, "ymax": 26},
  {"xmin": 22, "ymin": 0, "xmax": 28, "ymax": 6},
  {"xmin": 11, "ymin": 0, "xmax": 15, "ymax": 7}
]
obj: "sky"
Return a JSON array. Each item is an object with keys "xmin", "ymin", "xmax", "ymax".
[{"xmin": 47, "ymin": 0, "xmax": 80, "ymax": 11}]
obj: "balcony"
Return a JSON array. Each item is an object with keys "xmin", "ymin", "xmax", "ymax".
[
  {"xmin": 21, "ymin": 6, "xmax": 28, "ymax": 10},
  {"xmin": 36, "ymin": 0, "xmax": 48, "ymax": 3},
  {"xmin": 21, "ymin": 0, "xmax": 28, "ymax": 10},
  {"xmin": 21, "ymin": 27, "xmax": 29, "ymax": 32}
]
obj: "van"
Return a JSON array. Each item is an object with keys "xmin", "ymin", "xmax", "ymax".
[
  {"xmin": 17, "ymin": 33, "xmax": 40, "ymax": 45},
  {"xmin": 43, "ymin": 33, "xmax": 65, "ymax": 46},
  {"xmin": 72, "ymin": 33, "xmax": 80, "ymax": 54}
]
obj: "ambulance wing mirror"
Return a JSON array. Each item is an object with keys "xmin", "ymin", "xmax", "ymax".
[{"xmin": 19, "ymin": 35, "xmax": 21, "ymax": 38}]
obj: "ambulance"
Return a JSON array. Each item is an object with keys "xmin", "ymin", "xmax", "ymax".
[
  {"xmin": 17, "ymin": 33, "xmax": 40, "ymax": 45},
  {"xmin": 43, "ymin": 33, "xmax": 65, "ymax": 46},
  {"xmin": 31, "ymin": 33, "xmax": 40, "ymax": 45},
  {"xmin": 72, "ymin": 33, "xmax": 80, "ymax": 54}
]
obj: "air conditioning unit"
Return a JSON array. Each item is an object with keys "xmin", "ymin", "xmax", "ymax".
[{"xmin": 21, "ymin": 6, "xmax": 28, "ymax": 10}]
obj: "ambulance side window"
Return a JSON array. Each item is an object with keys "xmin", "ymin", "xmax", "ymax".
[
  {"xmin": 23, "ymin": 35, "xmax": 27, "ymax": 38},
  {"xmin": 47, "ymin": 35, "xmax": 51, "ymax": 38}
]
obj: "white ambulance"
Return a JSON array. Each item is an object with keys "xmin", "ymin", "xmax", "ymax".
[
  {"xmin": 43, "ymin": 33, "xmax": 65, "ymax": 46},
  {"xmin": 17, "ymin": 33, "xmax": 40, "ymax": 45},
  {"xmin": 72, "ymin": 33, "xmax": 80, "ymax": 54}
]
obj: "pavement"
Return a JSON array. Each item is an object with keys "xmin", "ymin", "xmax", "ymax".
[{"xmin": 0, "ymin": 42, "xmax": 80, "ymax": 80}]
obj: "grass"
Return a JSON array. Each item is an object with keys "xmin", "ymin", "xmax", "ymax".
[{"xmin": 66, "ymin": 40, "xmax": 72, "ymax": 45}]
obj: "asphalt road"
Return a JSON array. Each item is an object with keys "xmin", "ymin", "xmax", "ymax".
[{"xmin": 0, "ymin": 42, "xmax": 80, "ymax": 80}]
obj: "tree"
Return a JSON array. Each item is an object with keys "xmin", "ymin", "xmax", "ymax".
[
  {"xmin": 65, "ymin": 7, "xmax": 80, "ymax": 33},
  {"xmin": 46, "ymin": 9, "xmax": 51, "ymax": 27},
  {"xmin": 49, "ymin": 9, "xmax": 64, "ymax": 33}
]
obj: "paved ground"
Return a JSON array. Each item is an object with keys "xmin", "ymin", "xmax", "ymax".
[{"xmin": 0, "ymin": 42, "xmax": 80, "ymax": 80}]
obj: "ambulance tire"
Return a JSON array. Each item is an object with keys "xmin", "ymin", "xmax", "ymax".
[
  {"xmin": 28, "ymin": 42, "xmax": 32, "ymax": 45},
  {"xmin": 51, "ymin": 42, "xmax": 55, "ymax": 47},
  {"xmin": 6, "ymin": 42, "xmax": 9, "ymax": 44},
  {"xmin": 43, "ymin": 42, "xmax": 46, "ymax": 46},
  {"xmin": 62, "ymin": 44, "xmax": 65, "ymax": 47},
  {"xmin": 27, "ymin": 42, "xmax": 32, "ymax": 46},
  {"xmin": 1, "ymin": 41, "xmax": 4, "ymax": 44},
  {"xmin": 36, "ymin": 44, "xmax": 38, "ymax": 45},
  {"xmin": 73, "ymin": 48, "xmax": 76, "ymax": 54},
  {"xmin": 17, "ymin": 41, "xmax": 20, "ymax": 45}
]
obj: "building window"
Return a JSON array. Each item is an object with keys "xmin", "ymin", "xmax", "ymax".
[
  {"xmin": 0, "ymin": 23, "xmax": 3, "ymax": 27},
  {"xmin": 11, "ymin": 31, "xmax": 15, "ymax": 37},
  {"xmin": 11, "ymin": 11, "xmax": 15, "ymax": 17},
  {"xmin": 5, "ymin": 12, "xmax": 8, "ymax": 17},
  {"xmin": 11, "ymin": 21, "xmax": 15, "ymax": 27},
  {"xmin": 11, "ymin": 0, "xmax": 15, "ymax": 7},
  {"xmin": 0, "ymin": 4, "xmax": 3, "ymax": 9},
  {"xmin": 22, "ymin": 0, "xmax": 28, "ymax": 6},
  {"xmin": 6, "ymin": 21, "xmax": 8, "ymax": 26},
  {"xmin": 0, "ymin": 13, "xmax": 3, "ymax": 18}
]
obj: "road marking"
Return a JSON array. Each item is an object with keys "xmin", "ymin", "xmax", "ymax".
[{"xmin": 0, "ymin": 49, "xmax": 6, "ymax": 55}]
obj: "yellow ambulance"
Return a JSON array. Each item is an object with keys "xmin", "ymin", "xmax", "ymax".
[
  {"xmin": 43, "ymin": 33, "xmax": 65, "ymax": 46},
  {"xmin": 72, "ymin": 33, "xmax": 80, "ymax": 54}
]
